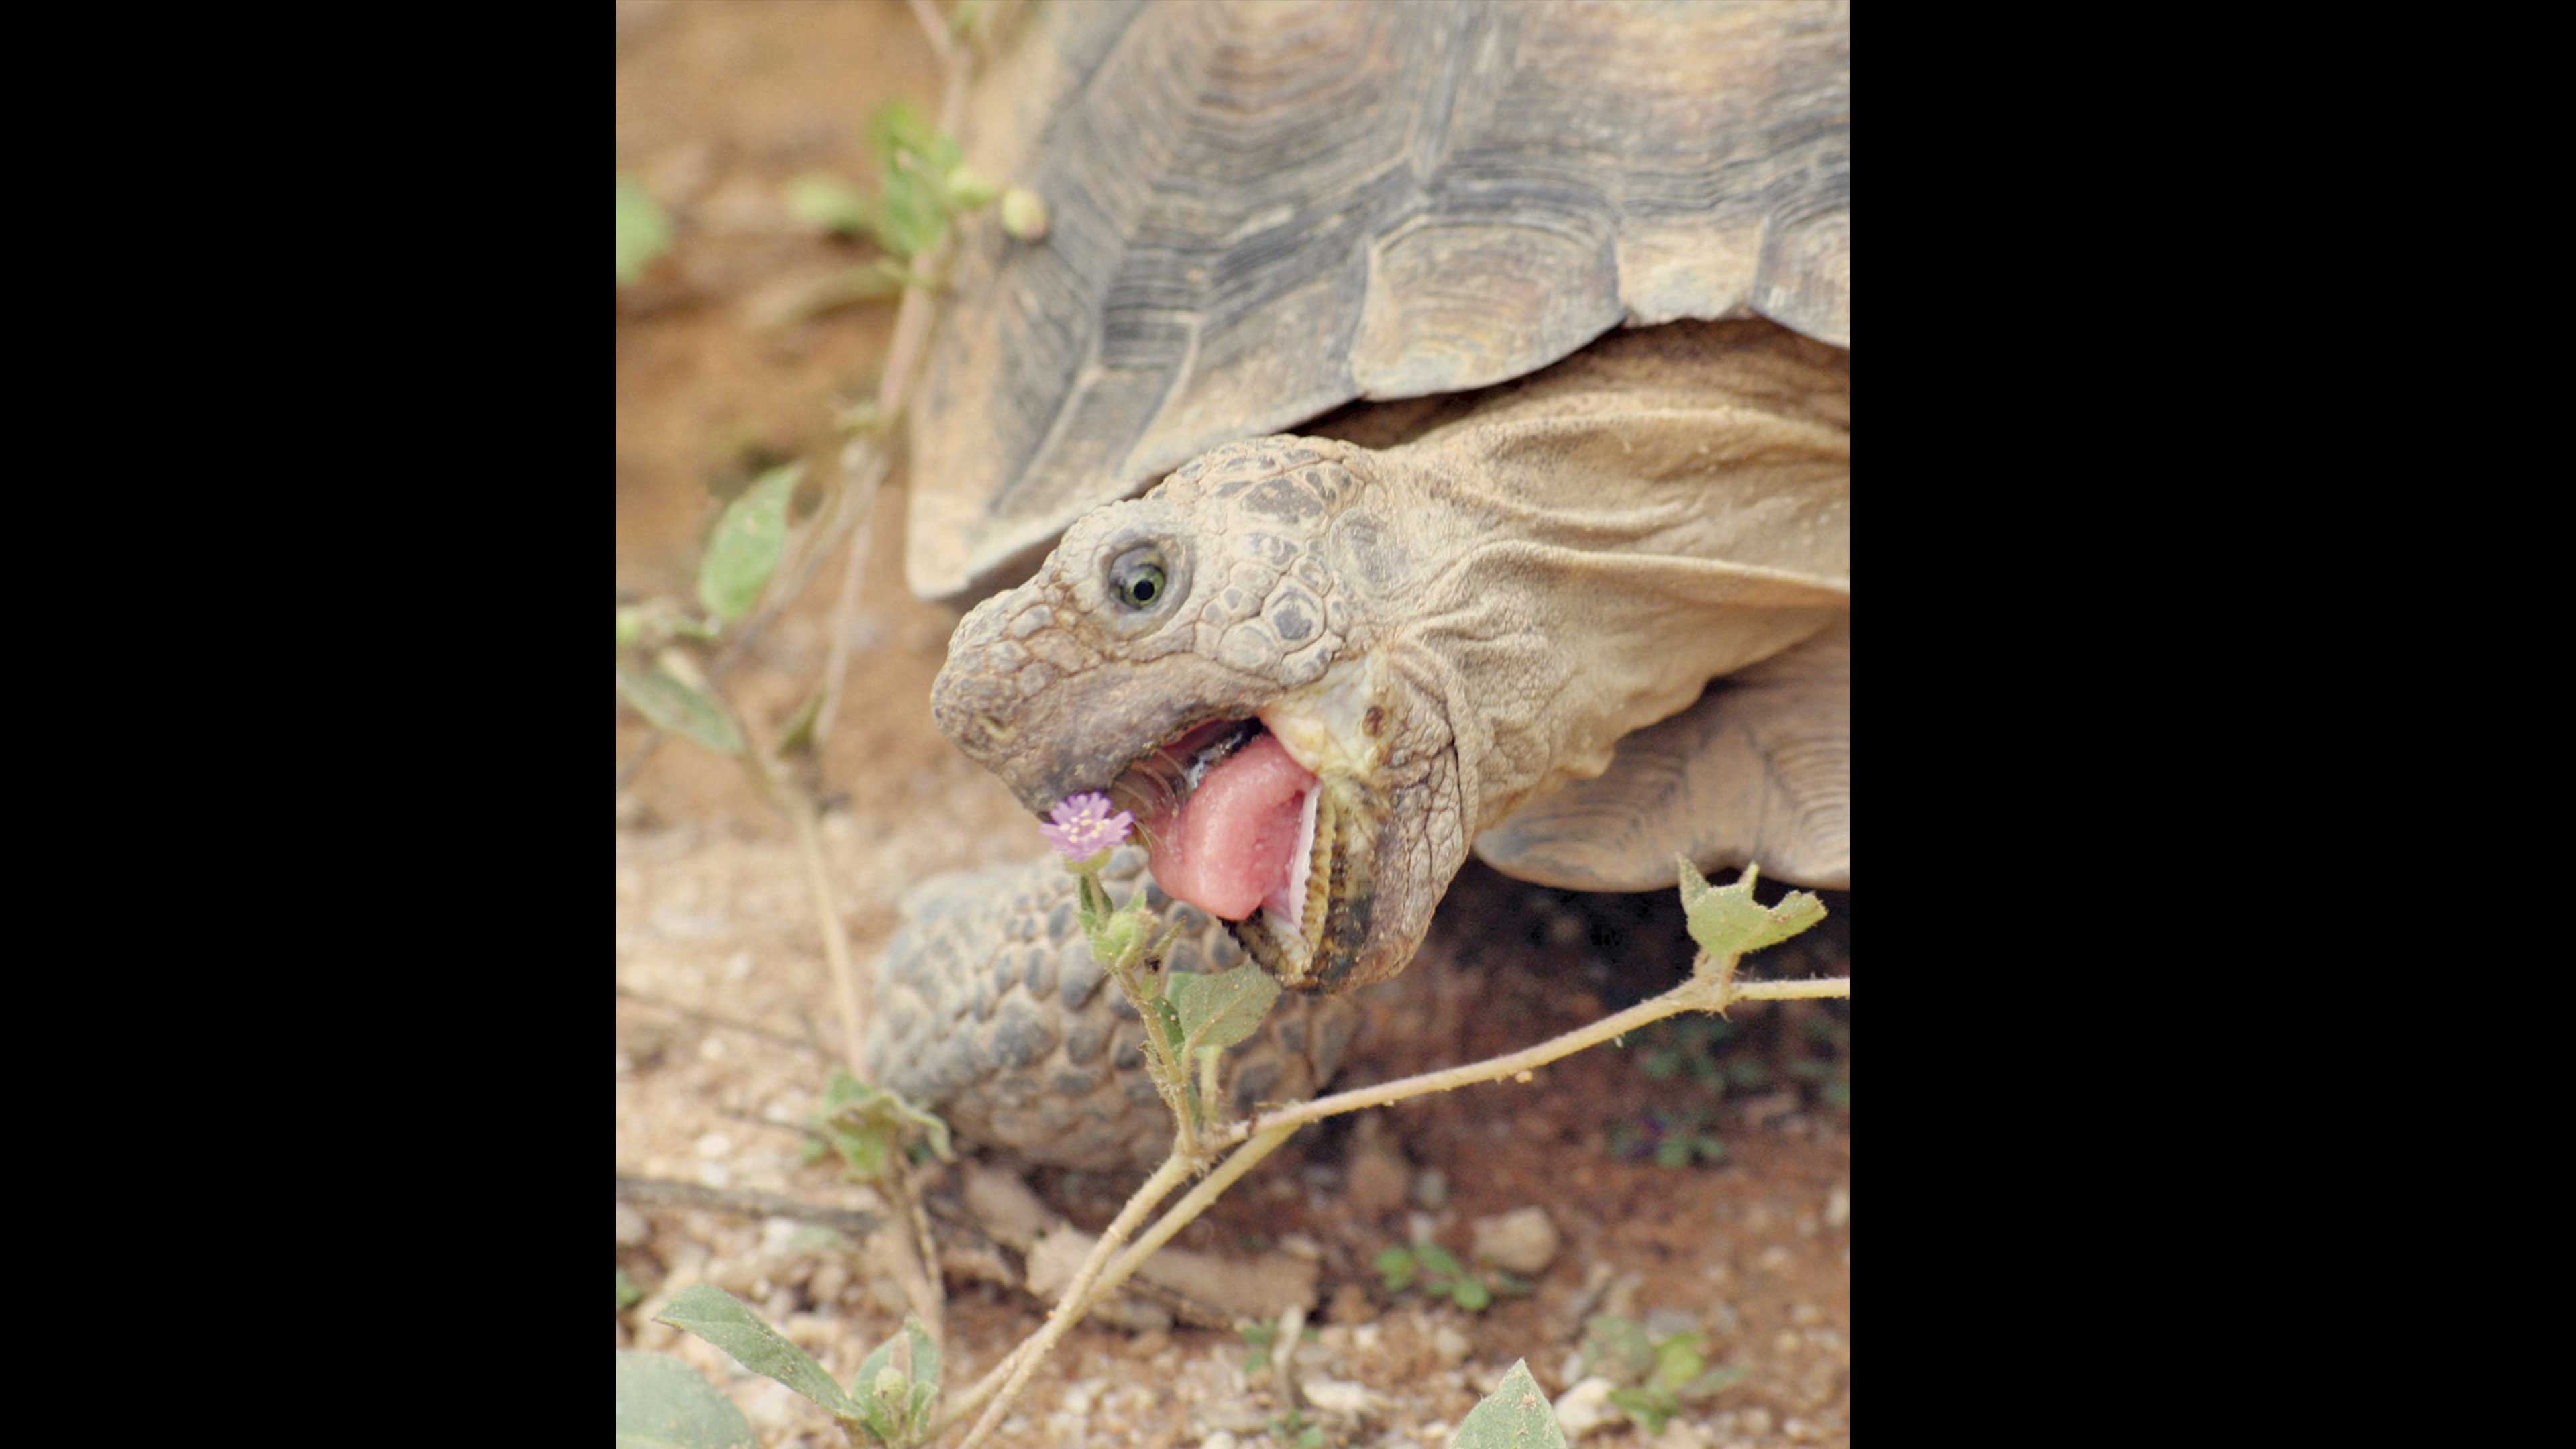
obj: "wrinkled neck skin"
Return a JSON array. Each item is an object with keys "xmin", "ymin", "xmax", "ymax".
[{"xmin": 1279, "ymin": 414, "xmax": 1849, "ymax": 941}]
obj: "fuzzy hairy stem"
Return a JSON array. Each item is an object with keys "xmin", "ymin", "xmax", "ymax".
[
  {"xmin": 945, "ymin": 943, "xmax": 1847, "ymax": 1440},
  {"xmin": 947, "ymin": 1153, "xmax": 1194, "ymax": 1447}
]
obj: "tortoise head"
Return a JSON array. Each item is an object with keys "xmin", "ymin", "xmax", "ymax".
[{"xmin": 932, "ymin": 436, "xmax": 1454, "ymax": 993}]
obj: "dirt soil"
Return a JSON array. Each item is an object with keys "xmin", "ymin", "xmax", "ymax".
[{"xmin": 615, "ymin": 5, "xmax": 1850, "ymax": 1446}]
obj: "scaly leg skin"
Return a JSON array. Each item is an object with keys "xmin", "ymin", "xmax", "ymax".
[{"xmin": 866, "ymin": 845, "xmax": 1366, "ymax": 1173}]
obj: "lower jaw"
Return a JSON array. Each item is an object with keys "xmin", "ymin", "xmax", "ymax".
[{"xmin": 1233, "ymin": 773, "xmax": 1379, "ymax": 992}]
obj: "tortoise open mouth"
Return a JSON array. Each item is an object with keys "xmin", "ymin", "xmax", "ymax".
[{"xmin": 1102, "ymin": 714, "xmax": 1374, "ymax": 990}]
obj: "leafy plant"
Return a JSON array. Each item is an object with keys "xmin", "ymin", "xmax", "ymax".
[
  {"xmin": 1634, "ymin": 1015, "xmax": 1733, "ymax": 1089},
  {"xmin": 810, "ymin": 1069, "xmax": 953, "ymax": 1179},
  {"xmin": 616, "ymin": 1350, "xmax": 755, "ymax": 1449},
  {"xmin": 1267, "ymin": 1407, "xmax": 1328, "ymax": 1449},
  {"xmin": 1238, "ymin": 1319, "xmax": 1319, "ymax": 1375},
  {"xmin": 618, "ymin": 1267, "xmax": 643, "ymax": 1311},
  {"xmin": 1605, "ymin": 1104, "xmax": 1726, "ymax": 1169},
  {"xmin": 614, "ymin": 461, "xmax": 809, "ymax": 757},
  {"xmin": 1374, "ymin": 1242, "xmax": 1528, "ymax": 1313},
  {"xmin": 1238, "ymin": 1319, "xmax": 1277, "ymax": 1373},
  {"xmin": 1577, "ymin": 1315, "xmax": 1746, "ymax": 1434},
  {"xmin": 1786, "ymin": 1010, "xmax": 1851, "ymax": 1109},
  {"xmin": 789, "ymin": 100, "xmax": 1012, "ymax": 264},
  {"xmin": 1446, "ymin": 1359, "xmax": 1565, "ymax": 1449},
  {"xmin": 654, "ymin": 1288, "xmax": 942, "ymax": 1448}
]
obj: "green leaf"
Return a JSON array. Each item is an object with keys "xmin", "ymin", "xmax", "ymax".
[
  {"xmin": 1415, "ymin": 1243, "xmax": 1466, "ymax": 1283},
  {"xmin": 773, "ymin": 684, "xmax": 828, "ymax": 759},
  {"xmin": 616, "ymin": 176, "xmax": 672, "ymax": 286},
  {"xmin": 1607, "ymin": 1385, "xmax": 1678, "ymax": 1436},
  {"xmin": 1649, "ymin": 1334, "xmax": 1707, "ymax": 1392},
  {"xmin": 1676, "ymin": 1363, "xmax": 1748, "ymax": 1401},
  {"xmin": 1676, "ymin": 859, "xmax": 1827, "ymax": 963},
  {"xmin": 1448, "ymin": 1360, "xmax": 1568, "ymax": 1449},
  {"xmin": 1654, "ymin": 1137, "xmax": 1693, "ymax": 1169},
  {"xmin": 943, "ymin": 166, "xmax": 1002, "ymax": 209},
  {"xmin": 1679, "ymin": 1361, "xmax": 1741, "ymax": 1392},
  {"xmin": 999, "ymin": 186, "xmax": 1049, "ymax": 241},
  {"xmin": 617, "ymin": 1267, "xmax": 643, "ymax": 1311},
  {"xmin": 653, "ymin": 1285, "xmax": 858, "ymax": 1421},
  {"xmin": 814, "ymin": 1070, "xmax": 953, "ymax": 1181},
  {"xmin": 1165, "ymin": 964, "xmax": 1282, "ymax": 1057},
  {"xmin": 1449, "ymin": 1275, "xmax": 1493, "ymax": 1311},
  {"xmin": 698, "ymin": 463, "xmax": 803, "ymax": 623},
  {"xmin": 1579, "ymin": 1315, "xmax": 1656, "ymax": 1388},
  {"xmin": 1375, "ymin": 1245, "xmax": 1418, "ymax": 1293},
  {"xmin": 616, "ymin": 661, "xmax": 745, "ymax": 757},
  {"xmin": 874, "ymin": 165, "xmax": 947, "ymax": 259},
  {"xmin": 787, "ymin": 174, "xmax": 877, "ymax": 235},
  {"xmin": 786, "ymin": 1226, "xmax": 852, "ymax": 1255},
  {"xmin": 865, "ymin": 101, "xmax": 957, "ymax": 174},
  {"xmin": 849, "ymin": 1315, "xmax": 941, "ymax": 1445},
  {"xmin": 616, "ymin": 1351, "xmax": 757, "ymax": 1449}
]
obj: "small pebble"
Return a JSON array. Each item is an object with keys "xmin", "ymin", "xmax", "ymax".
[
  {"xmin": 1432, "ymin": 1323, "xmax": 1473, "ymax": 1366},
  {"xmin": 1200, "ymin": 1434, "xmax": 1238, "ymax": 1449},
  {"xmin": 1552, "ymin": 1377, "xmax": 1619, "ymax": 1439},
  {"xmin": 1470, "ymin": 1206, "xmax": 1561, "ymax": 1275},
  {"xmin": 1300, "ymin": 1374, "xmax": 1376, "ymax": 1418},
  {"xmin": 1740, "ymin": 1408, "xmax": 1773, "ymax": 1436},
  {"xmin": 614, "ymin": 1203, "xmax": 650, "ymax": 1248}
]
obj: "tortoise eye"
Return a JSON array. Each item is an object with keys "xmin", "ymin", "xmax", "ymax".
[{"xmin": 1110, "ymin": 547, "xmax": 1168, "ymax": 611}]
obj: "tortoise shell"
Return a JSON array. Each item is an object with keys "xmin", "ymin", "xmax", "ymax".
[{"xmin": 906, "ymin": 0, "xmax": 1851, "ymax": 600}]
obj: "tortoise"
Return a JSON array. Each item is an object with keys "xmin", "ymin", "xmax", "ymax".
[{"xmin": 865, "ymin": 0, "xmax": 1849, "ymax": 1172}]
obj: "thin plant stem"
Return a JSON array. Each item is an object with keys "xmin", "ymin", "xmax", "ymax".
[
  {"xmin": 877, "ymin": 1160, "xmax": 947, "ymax": 1348},
  {"xmin": 949, "ymin": 1126, "xmax": 1299, "ymax": 1448},
  {"xmin": 1079, "ymin": 1122, "xmax": 1299, "ymax": 1318},
  {"xmin": 936, "ymin": 942, "xmax": 1848, "ymax": 1439},
  {"xmin": 948, "ymin": 1153, "xmax": 1194, "ymax": 1447},
  {"xmin": 1729, "ymin": 978, "xmax": 1853, "ymax": 1002},
  {"xmin": 780, "ymin": 776, "xmax": 865, "ymax": 1079},
  {"xmin": 613, "ymin": 1175, "xmax": 880, "ymax": 1238}
]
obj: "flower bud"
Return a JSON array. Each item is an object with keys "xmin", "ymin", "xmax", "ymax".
[{"xmin": 1000, "ymin": 186, "xmax": 1049, "ymax": 241}]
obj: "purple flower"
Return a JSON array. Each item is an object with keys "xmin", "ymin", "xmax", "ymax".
[{"xmin": 1038, "ymin": 792, "xmax": 1134, "ymax": 861}]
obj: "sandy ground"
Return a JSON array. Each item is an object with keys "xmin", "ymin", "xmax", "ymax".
[{"xmin": 616, "ymin": 5, "xmax": 1849, "ymax": 1445}]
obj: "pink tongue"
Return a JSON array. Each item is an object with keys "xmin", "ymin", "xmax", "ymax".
[{"xmin": 1143, "ymin": 731, "xmax": 1318, "ymax": 922}]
